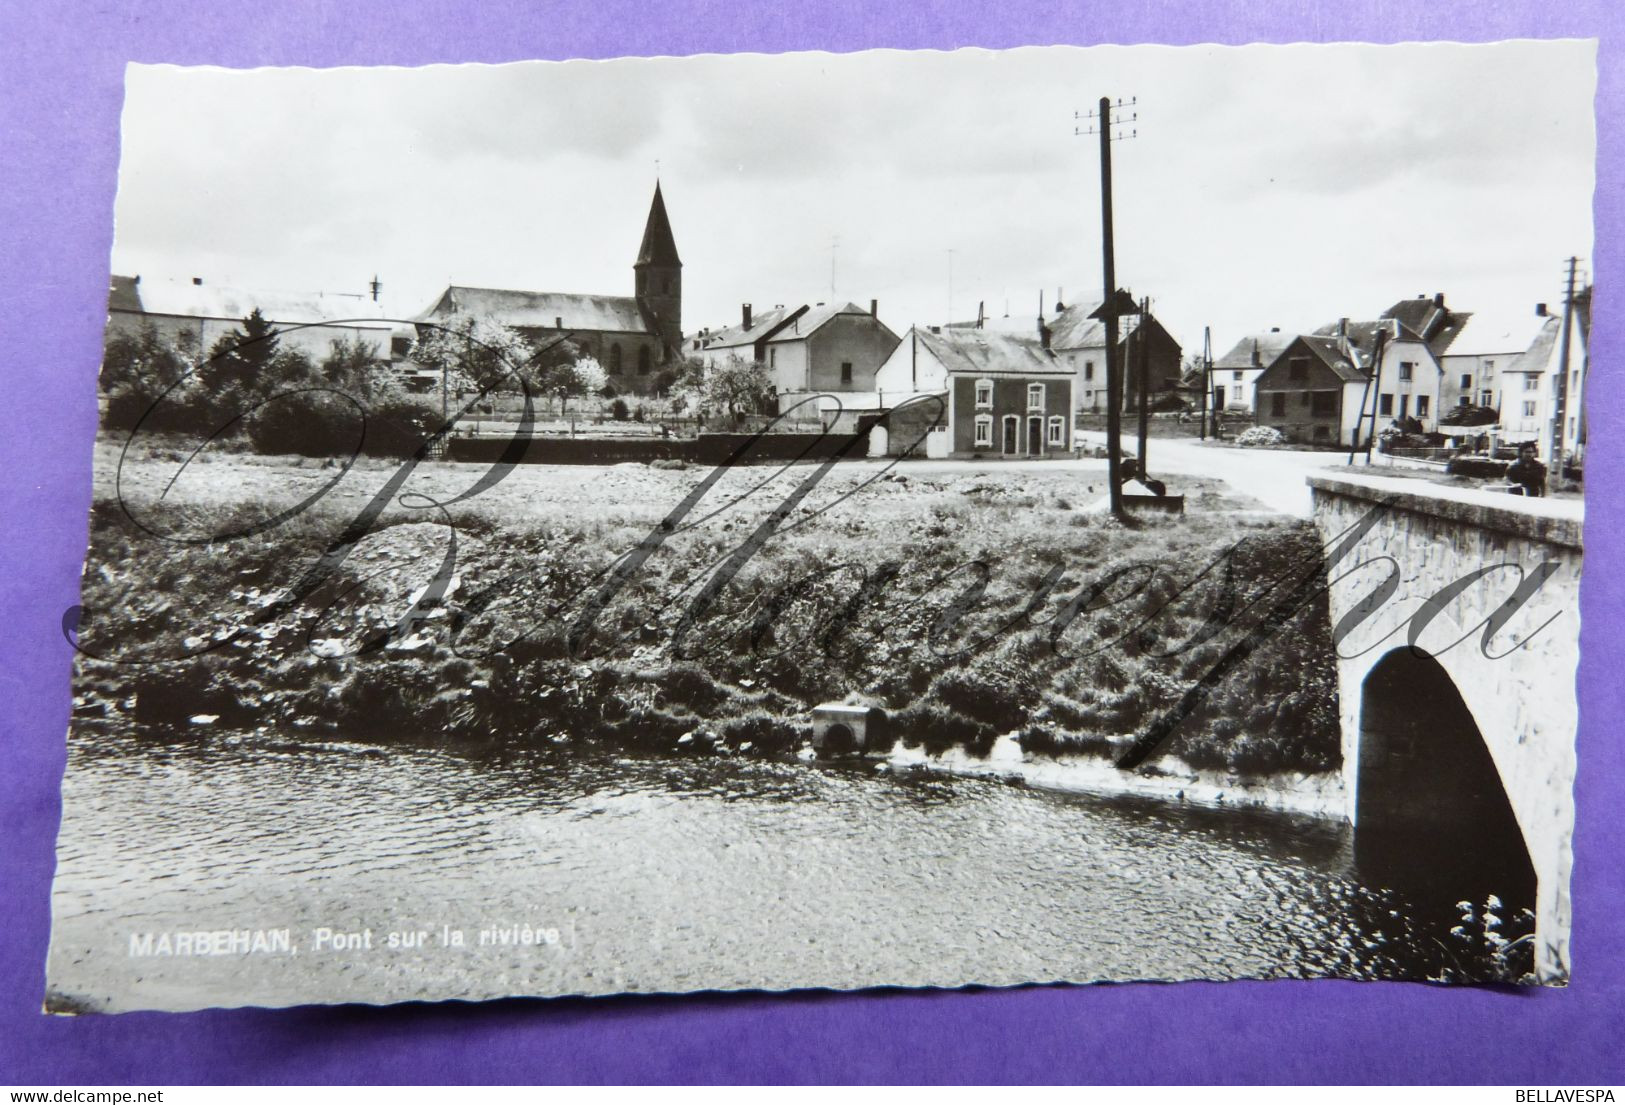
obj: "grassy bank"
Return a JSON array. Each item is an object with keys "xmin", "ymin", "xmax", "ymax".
[{"xmin": 72, "ymin": 442, "xmax": 1342, "ymax": 778}]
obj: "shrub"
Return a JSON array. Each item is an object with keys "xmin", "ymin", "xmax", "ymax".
[
  {"xmin": 1236, "ymin": 425, "xmax": 1285, "ymax": 448},
  {"xmin": 364, "ymin": 391, "xmax": 442, "ymax": 458},
  {"xmin": 610, "ymin": 397, "xmax": 630, "ymax": 421},
  {"xmin": 1446, "ymin": 455, "xmax": 1510, "ymax": 480},
  {"xmin": 244, "ymin": 388, "xmax": 365, "ymax": 458}
]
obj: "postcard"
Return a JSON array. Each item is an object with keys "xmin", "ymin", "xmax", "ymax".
[{"xmin": 48, "ymin": 40, "xmax": 1593, "ymax": 1012}]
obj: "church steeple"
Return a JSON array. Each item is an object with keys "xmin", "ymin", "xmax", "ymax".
[{"xmin": 634, "ymin": 183, "xmax": 682, "ymax": 358}]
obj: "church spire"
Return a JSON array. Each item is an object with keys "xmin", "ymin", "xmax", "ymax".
[
  {"xmin": 635, "ymin": 182, "xmax": 682, "ymax": 268},
  {"xmin": 634, "ymin": 182, "xmax": 682, "ymax": 360}
]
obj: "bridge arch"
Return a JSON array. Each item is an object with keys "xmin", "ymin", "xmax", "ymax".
[{"xmin": 1355, "ymin": 646, "xmax": 1536, "ymax": 917}]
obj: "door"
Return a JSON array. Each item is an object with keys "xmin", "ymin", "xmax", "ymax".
[
  {"xmin": 1002, "ymin": 416, "xmax": 1018, "ymax": 455},
  {"xmin": 1027, "ymin": 416, "xmax": 1043, "ymax": 456}
]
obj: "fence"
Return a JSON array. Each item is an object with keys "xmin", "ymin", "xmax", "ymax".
[{"xmin": 445, "ymin": 429, "xmax": 870, "ymax": 467}]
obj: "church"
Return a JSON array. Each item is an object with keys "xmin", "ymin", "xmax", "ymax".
[{"xmin": 415, "ymin": 183, "xmax": 683, "ymax": 394}]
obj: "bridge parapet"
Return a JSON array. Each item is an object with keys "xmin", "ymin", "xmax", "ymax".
[{"xmin": 1308, "ymin": 471, "xmax": 1582, "ymax": 983}]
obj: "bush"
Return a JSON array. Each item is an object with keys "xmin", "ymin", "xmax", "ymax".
[
  {"xmin": 1446, "ymin": 455, "xmax": 1510, "ymax": 480},
  {"xmin": 610, "ymin": 397, "xmax": 631, "ymax": 421},
  {"xmin": 1236, "ymin": 425, "xmax": 1285, "ymax": 448},
  {"xmin": 244, "ymin": 388, "xmax": 365, "ymax": 458},
  {"xmin": 364, "ymin": 392, "xmax": 442, "ymax": 458}
]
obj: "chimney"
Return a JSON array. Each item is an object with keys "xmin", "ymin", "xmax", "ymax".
[
  {"xmin": 555, "ymin": 316, "xmax": 563, "ymax": 329},
  {"xmin": 1536, "ymin": 303, "xmax": 1549, "ymax": 317},
  {"xmin": 192, "ymin": 276, "xmax": 203, "ymax": 285},
  {"xmin": 1270, "ymin": 326, "xmax": 1280, "ymax": 332},
  {"xmin": 870, "ymin": 298, "xmax": 878, "ymax": 318},
  {"xmin": 1039, "ymin": 317, "xmax": 1052, "ymax": 351},
  {"xmin": 1338, "ymin": 317, "xmax": 1348, "ymax": 338},
  {"xmin": 1434, "ymin": 292, "xmax": 1445, "ymax": 308},
  {"xmin": 1250, "ymin": 342, "xmax": 1261, "ymax": 367},
  {"xmin": 133, "ymin": 274, "xmax": 141, "ymax": 284},
  {"xmin": 742, "ymin": 303, "xmax": 752, "ymax": 329},
  {"xmin": 1055, "ymin": 286, "xmax": 1065, "ymax": 312},
  {"xmin": 929, "ymin": 325, "xmax": 941, "ymax": 334}
]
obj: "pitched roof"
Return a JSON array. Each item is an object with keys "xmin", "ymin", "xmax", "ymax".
[
  {"xmin": 1262, "ymin": 334, "xmax": 1367, "ymax": 383},
  {"xmin": 765, "ymin": 301, "xmax": 892, "ymax": 343},
  {"xmin": 418, "ymin": 285, "xmax": 650, "ymax": 334},
  {"xmin": 1443, "ymin": 311, "xmax": 1551, "ymax": 358},
  {"xmin": 1505, "ymin": 315, "xmax": 1562, "ymax": 376},
  {"xmin": 692, "ymin": 305, "xmax": 802, "ymax": 350},
  {"xmin": 110, "ymin": 276, "xmax": 398, "ymax": 332},
  {"xmin": 1379, "ymin": 296, "xmax": 1473, "ymax": 357},
  {"xmin": 915, "ymin": 327, "xmax": 1071, "ymax": 377},
  {"xmin": 1214, "ymin": 331, "xmax": 1296, "ymax": 371},
  {"xmin": 635, "ymin": 183, "xmax": 681, "ymax": 268},
  {"xmin": 1044, "ymin": 294, "xmax": 1164, "ymax": 352}
]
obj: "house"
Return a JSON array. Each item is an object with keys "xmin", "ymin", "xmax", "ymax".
[
  {"xmin": 1210, "ymin": 330, "xmax": 1296, "ymax": 414},
  {"xmin": 1311, "ymin": 316, "xmax": 1442, "ymax": 431},
  {"xmin": 1439, "ymin": 306, "xmax": 1553, "ymax": 413},
  {"xmin": 1252, "ymin": 334, "xmax": 1371, "ymax": 446},
  {"xmin": 689, "ymin": 299, "xmax": 899, "ymax": 402},
  {"xmin": 106, "ymin": 274, "xmax": 405, "ymax": 365},
  {"xmin": 871, "ymin": 327, "xmax": 1073, "ymax": 457},
  {"xmin": 1497, "ymin": 306, "xmax": 1589, "ymax": 462},
  {"xmin": 1044, "ymin": 295, "xmax": 1183, "ymax": 414},
  {"xmin": 415, "ymin": 183, "xmax": 682, "ymax": 393}
]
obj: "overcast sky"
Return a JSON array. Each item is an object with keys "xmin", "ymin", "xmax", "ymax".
[{"xmin": 111, "ymin": 41, "xmax": 1596, "ymax": 356}]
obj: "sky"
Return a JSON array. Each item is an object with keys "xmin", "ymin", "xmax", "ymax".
[{"xmin": 110, "ymin": 40, "xmax": 1597, "ymax": 358}]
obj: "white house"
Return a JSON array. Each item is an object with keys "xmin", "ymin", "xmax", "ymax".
[{"xmin": 1498, "ymin": 311, "xmax": 1588, "ymax": 461}]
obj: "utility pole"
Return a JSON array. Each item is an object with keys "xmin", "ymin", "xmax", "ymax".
[
  {"xmin": 1199, "ymin": 327, "xmax": 1210, "ymax": 442},
  {"xmin": 1077, "ymin": 96, "xmax": 1137, "ymax": 516},
  {"xmin": 1136, "ymin": 296, "xmax": 1151, "ymax": 480},
  {"xmin": 1361, "ymin": 326, "xmax": 1390, "ymax": 465},
  {"xmin": 1550, "ymin": 256, "xmax": 1579, "ymax": 485}
]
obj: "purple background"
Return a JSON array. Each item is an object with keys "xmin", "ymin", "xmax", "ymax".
[{"xmin": 1, "ymin": 0, "xmax": 1619, "ymax": 1084}]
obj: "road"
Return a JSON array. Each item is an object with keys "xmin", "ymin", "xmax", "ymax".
[{"xmin": 1074, "ymin": 431, "xmax": 1344, "ymax": 518}]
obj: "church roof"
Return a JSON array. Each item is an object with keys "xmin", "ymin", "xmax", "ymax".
[
  {"xmin": 418, "ymin": 286, "xmax": 651, "ymax": 335},
  {"xmin": 635, "ymin": 183, "xmax": 682, "ymax": 268}
]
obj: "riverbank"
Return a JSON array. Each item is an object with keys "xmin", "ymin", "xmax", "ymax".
[
  {"xmin": 72, "ymin": 438, "xmax": 1345, "ymax": 792},
  {"xmin": 885, "ymin": 734, "xmax": 1349, "ymax": 820}
]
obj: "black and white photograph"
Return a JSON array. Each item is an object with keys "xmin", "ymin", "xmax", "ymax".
[{"xmin": 48, "ymin": 40, "xmax": 1594, "ymax": 1013}]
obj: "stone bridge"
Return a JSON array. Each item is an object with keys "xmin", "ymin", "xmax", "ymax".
[{"xmin": 1308, "ymin": 472, "xmax": 1583, "ymax": 983}]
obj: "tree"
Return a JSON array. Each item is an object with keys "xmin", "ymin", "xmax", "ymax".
[
  {"xmin": 200, "ymin": 307, "xmax": 280, "ymax": 394},
  {"xmin": 100, "ymin": 323, "xmax": 189, "ymax": 397},
  {"xmin": 409, "ymin": 312, "xmax": 535, "ymax": 394},
  {"xmin": 320, "ymin": 335, "xmax": 382, "ymax": 395},
  {"xmin": 672, "ymin": 355, "xmax": 773, "ymax": 424}
]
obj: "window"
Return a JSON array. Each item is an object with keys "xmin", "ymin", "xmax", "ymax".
[
  {"xmin": 609, "ymin": 344, "xmax": 623, "ymax": 374},
  {"xmin": 1398, "ymin": 361, "xmax": 1415, "ymax": 381},
  {"xmin": 1484, "ymin": 359, "xmax": 1495, "ymax": 371},
  {"xmin": 1460, "ymin": 373, "xmax": 1472, "ymax": 389},
  {"xmin": 1084, "ymin": 361, "xmax": 1095, "ymax": 381},
  {"xmin": 1399, "ymin": 395, "xmax": 1409, "ymax": 418},
  {"xmin": 840, "ymin": 361, "xmax": 853, "ymax": 385},
  {"xmin": 1288, "ymin": 358, "xmax": 1309, "ymax": 382},
  {"xmin": 1311, "ymin": 391, "xmax": 1337, "ymax": 417},
  {"xmin": 1481, "ymin": 390, "xmax": 1494, "ymax": 407},
  {"xmin": 1270, "ymin": 392, "xmax": 1286, "ymax": 417},
  {"xmin": 973, "ymin": 414, "xmax": 993, "ymax": 448},
  {"xmin": 1027, "ymin": 383, "xmax": 1045, "ymax": 411},
  {"xmin": 974, "ymin": 379, "xmax": 993, "ymax": 408},
  {"xmin": 769, "ymin": 347, "xmax": 777, "ymax": 368},
  {"xmin": 1417, "ymin": 396, "xmax": 1430, "ymax": 418},
  {"xmin": 1232, "ymin": 370, "xmax": 1243, "ymax": 381},
  {"xmin": 637, "ymin": 346, "xmax": 651, "ymax": 375},
  {"xmin": 1231, "ymin": 385, "xmax": 1243, "ymax": 402},
  {"xmin": 1523, "ymin": 400, "xmax": 1537, "ymax": 417},
  {"xmin": 1379, "ymin": 393, "xmax": 1394, "ymax": 416},
  {"xmin": 1458, "ymin": 396, "xmax": 1470, "ymax": 406},
  {"xmin": 1047, "ymin": 416, "xmax": 1066, "ymax": 446},
  {"xmin": 1524, "ymin": 374, "xmax": 1538, "ymax": 391}
]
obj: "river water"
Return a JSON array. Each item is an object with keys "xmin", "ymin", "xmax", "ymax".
[{"xmin": 49, "ymin": 729, "xmax": 1460, "ymax": 1012}]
